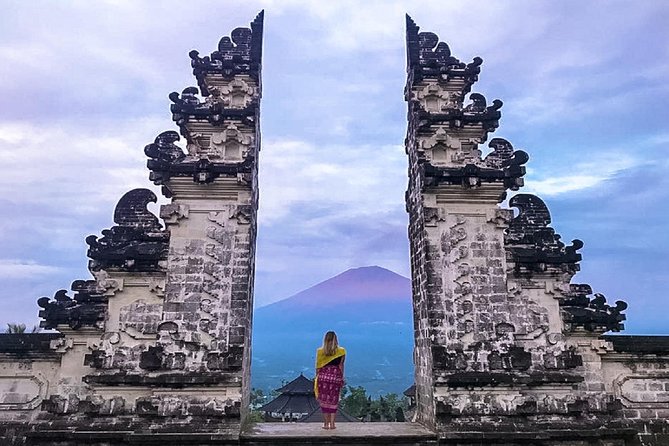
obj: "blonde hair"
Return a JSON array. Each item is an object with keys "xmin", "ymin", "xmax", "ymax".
[{"xmin": 322, "ymin": 331, "xmax": 338, "ymax": 356}]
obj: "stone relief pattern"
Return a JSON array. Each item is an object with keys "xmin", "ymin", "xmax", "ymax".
[
  {"xmin": 405, "ymin": 15, "xmax": 482, "ymax": 89},
  {"xmin": 37, "ymin": 287, "xmax": 107, "ymax": 331},
  {"xmin": 145, "ymin": 128, "xmax": 255, "ymax": 193},
  {"xmin": 407, "ymin": 68, "xmax": 527, "ymax": 193},
  {"xmin": 38, "ymin": 188, "xmax": 166, "ymax": 334},
  {"xmin": 170, "ymin": 87, "xmax": 258, "ymax": 134},
  {"xmin": 119, "ymin": 299, "xmax": 163, "ymax": 338},
  {"xmin": 432, "ymin": 214, "xmax": 534, "ymax": 378},
  {"xmin": 40, "ymin": 392, "xmax": 241, "ymax": 423},
  {"xmin": 502, "ymin": 196, "xmax": 628, "ymax": 419},
  {"xmin": 562, "ymin": 284, "xmax": 627, "ymax": 333},
  {"xmin": 507, "ymin": 194, "xmax": 583, "ymax": 273},
  {"xmin": 613, "ymin": 360, "xmax": 669, "ymax": 423},
  {"xmin": 186, "ymin": 121, "xmax": 255, "ymax": 161}
]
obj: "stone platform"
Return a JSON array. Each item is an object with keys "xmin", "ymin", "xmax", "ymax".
[{"xmin": 241, "ymin": 422, "xmax": 438, "ymax": 446}]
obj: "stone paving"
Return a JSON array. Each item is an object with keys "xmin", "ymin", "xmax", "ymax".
[{"xmin": 243, "ymin": 421, "xmax": 438, "ymax": 442}]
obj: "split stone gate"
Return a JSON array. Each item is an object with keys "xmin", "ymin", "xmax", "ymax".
[{"xmin": 1, "ymin": 12, "xmax": 668, "ymax": 446}]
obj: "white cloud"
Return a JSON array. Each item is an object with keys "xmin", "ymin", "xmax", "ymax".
[
  {"xmin": 0, "ymin": 119, "xmax": 165, "ymax": 208},
  {"xmin": 524, "ymin": 152, "xmax": 639, "ymax": 196},
  {"xmin": 259, "ymin": 139, "xmax": 406, "ymax": 225},
  {"xmin": 0, "ymin": 260, "xmax": 62, "ymax": 279}
]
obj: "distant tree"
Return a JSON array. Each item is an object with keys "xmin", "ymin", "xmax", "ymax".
[
  {"xmin": 247, "ymin": 410, "xmax": 264, "ymax": 423},
  {"xmin": 378, "ymin": 395, "xmax": 390, "ymax": 420},
  {"xmin": 383, "ymin": 393, "xmax": 402, "ymax": 420},
  {"xmin": 340, "ymin": 386, "xmax": 412, "ymax": 421},
  {"xmin": 5, "ymin": 323, "xmax": 40, "ymax": 334},
  {"xmin": 340, "ymin": 386, "xmax": 370, "ymax": 419},
  {"xmin": 365, "ymin": 395, "xmax": 372, "ymax": 418},
  {"xmin": 250, "ymin": 388, "xmax": 266, "ymax": 407}
]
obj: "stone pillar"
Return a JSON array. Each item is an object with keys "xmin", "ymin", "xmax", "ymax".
[
  {"xmin": 405, "ymin": 16, "xmax": 631, "ymax": 443},
  {"xmin": 144, "ymin": 11, "xmax": 263, "ymax": 431}
]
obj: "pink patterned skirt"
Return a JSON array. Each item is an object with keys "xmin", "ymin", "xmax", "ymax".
[{"xmin": 317, "ymin": 364, "xmax": 343, "ymax": 413}]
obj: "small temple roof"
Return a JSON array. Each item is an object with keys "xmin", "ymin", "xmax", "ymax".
[
  {"xmin": 259, "ymin": 392, "xmax": 320, "ymax": 415},
  {"xmin": 275, "ymin": 373, "xmax": 314, "ymax": 394},
  {"xmin": 260, "ymin": 373, "xmax": 319, "ymax": 414},
  {"xmin": 403, "ymin": 384, "xmax": 416, "ymax": 397}
]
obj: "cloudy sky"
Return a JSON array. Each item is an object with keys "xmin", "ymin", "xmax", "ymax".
[{"xmin": 0, "ymin": 1, "xmax": 667, "ymax": 333}]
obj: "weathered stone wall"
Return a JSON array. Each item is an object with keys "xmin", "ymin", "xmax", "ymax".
[
  {"xmin": 0, "ymin": 335, "xmax": 62, "ymax": 434},
  {"xmin": 405, "ymin": 70, "xmax": 436, "ymax": 428},
  {"xmin": 601, "ymin": 336, "xmax": 669, "ymax": 445}
]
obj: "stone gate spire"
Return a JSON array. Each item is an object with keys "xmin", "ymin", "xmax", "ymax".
[{"xmin": 142, "ymin": 8, "xmax": 264, "ymax": 430}]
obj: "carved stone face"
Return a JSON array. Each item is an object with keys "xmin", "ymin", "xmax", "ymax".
[
  {"xmin": 415, "ymin": 82, "xmax": 462, "ymax": 113},
  {"xmin": 207, "ymin": 79, "xmax": 256, "ymax": 109}
]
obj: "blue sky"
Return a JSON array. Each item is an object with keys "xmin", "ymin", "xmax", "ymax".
[{"xmin": 0, "ymin": 1, "xmax": 667, "ymax": 333}]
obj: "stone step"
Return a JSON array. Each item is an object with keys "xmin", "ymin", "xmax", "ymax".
[{"xmin": 241, "ymin": 422, "xmax": 438, "ymax": 446}]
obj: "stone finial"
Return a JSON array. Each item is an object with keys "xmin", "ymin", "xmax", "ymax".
[
  {"xmin": 405, "ymin": 14, "xmax": 482, "ymax": 89},
  {"xmin": 562, "ymin": 284, "xmax": 628, "ymax": 332},
  {"xmin": 37, "ymin": 286, "xmax": 106, "ymax": 330},
  {"xmin": 86, "ymin": 189, "xmax": 169, "ymax": 272},
  {"xmin": 422, "ymin": 138, "xmax": 528, "ymax": 190},
  {"xmin": 112, "ymin": 188, "xmax": 163, "ymax": 230},
  {"xmin": 145, "ymin": 129, "xmax": 254, "ymax": 190},
  {"xmin": 189, "ymin": 10, "xmax": 264, "ymax": 94},
  {"xmin": 506, "ymin": 194, "xmax": 583, "ymax": 272}
]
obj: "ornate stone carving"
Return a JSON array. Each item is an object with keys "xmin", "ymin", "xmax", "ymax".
[
  {"xmin": 561, "ymin": 284, "xmax": 627, "ymax": 332},
  {"xmin": 169, "ymin": 88, "xmax": 257, "ymax": 129},
  {"xmin": 423, "ymin": 138, "xmax": 528, "ymax": 190},
  {"xmin": 405, "ymin": 15, "xmax": 482, "ymax": 89},
  {"xmin": 189, "ymin": 11, "xmax": 264, "ymax": 93},
  {"xmin": 0, "ymin": 374, "xmax": 48, "ymax": 410},
  {"xmin": 160, "ymin": 203, "xmax": 189, "ymax": 225},
  {"xmin": 506, "ymin": 194, "xmax": 583, "ymax": 273},
  {"xmin": 414, "ymin": 83, "xmax": 462, "ymax": 112},
  {"xmin": 119, "ymin": 299, "xmax": 163, "ymax": 339},
  {"xmin": 85, "ymin": 189, "xmax": 168, "ymax": 272},
  {"xmin": 146, "ymin": 130, "xmax": 254, "ymax": 188},
  {"xmin": 207, "ymin": 79, "xmax": 256, "ymax": 109},
  {"xmin": 37, "ymin": 287, "xmax": 106, "ymax": 330}
]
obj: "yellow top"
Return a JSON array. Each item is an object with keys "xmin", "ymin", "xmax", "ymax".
[
  {"xmin": 315, "ymin": 346, "xmax": 346, "ymax": 370},
  {"xmin": 314, "ymin": 346, "xmax": 346, "ymax": 398}
]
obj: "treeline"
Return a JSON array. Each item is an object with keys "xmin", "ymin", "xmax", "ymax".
[
  {"xmin": 340, "ymin": 386, "xmax": 408, "ymax": 422},
  {"xmin": 250, "ymin": 384, "xmax": 411, "ymax": 422}
]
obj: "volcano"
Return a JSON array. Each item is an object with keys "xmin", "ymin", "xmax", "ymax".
[{"xmin": 251, "ymin": 266, "xmax": 414, "ymax": 397}]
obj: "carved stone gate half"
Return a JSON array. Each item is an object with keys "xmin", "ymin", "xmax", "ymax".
[
  {"xmin": 0, "ymin": 12, "xmax": 264, "ymax": 445},
  {"xmin": 403, "ymin": 15, "xmax": 643, "ymax": 445}
]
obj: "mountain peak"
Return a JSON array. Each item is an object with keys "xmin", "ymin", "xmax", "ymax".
[
  {"xmin": 335, "ymin": 265, "xmax": 408, "ymax": 280},
  {"xmin": 259, "ymin": 265, "xmax": 411, "ymax": 310}
]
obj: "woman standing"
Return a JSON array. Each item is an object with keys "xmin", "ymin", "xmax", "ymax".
[{"xmin": 315, "ymin": 331, "xmax": 346, "ymax": 429}]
